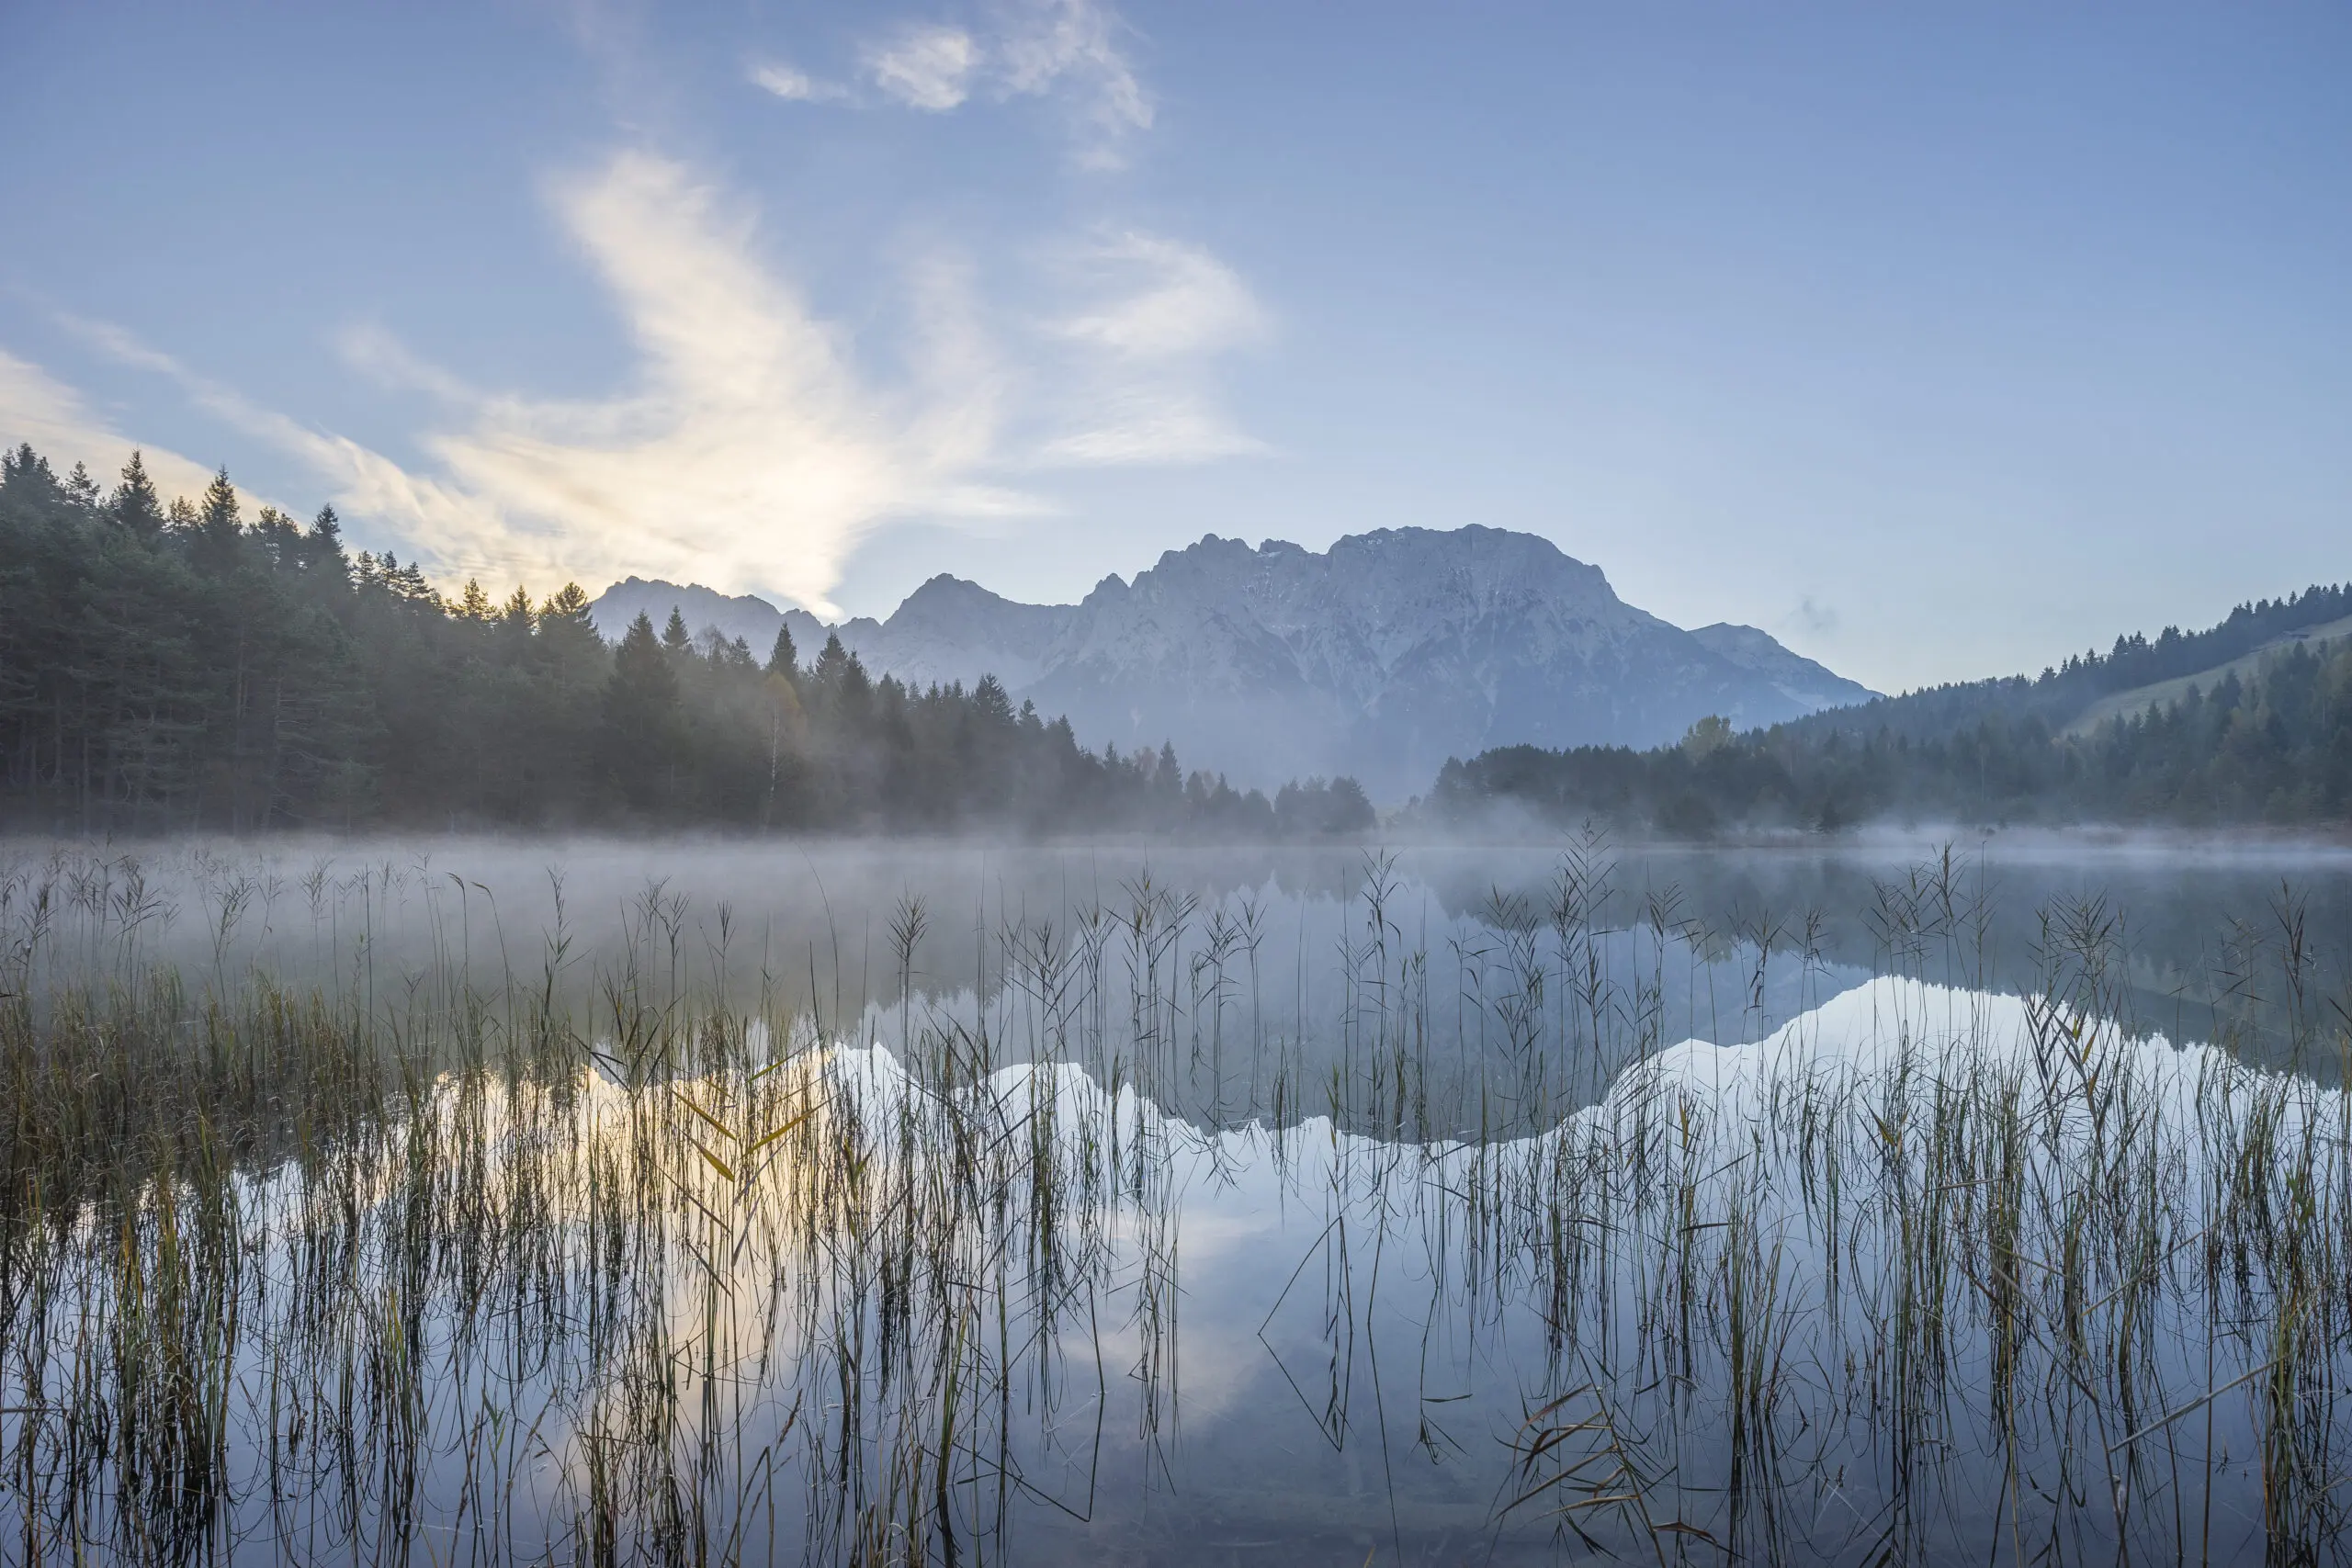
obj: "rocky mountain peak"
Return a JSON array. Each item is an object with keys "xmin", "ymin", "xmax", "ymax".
[{"xmin": 591, "ymin": 525, "xmax": 1878, "ymax": 797}]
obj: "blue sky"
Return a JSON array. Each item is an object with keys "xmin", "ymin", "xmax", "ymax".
[{"xmin": 3, "ymin": 2, "xmax": 2346, "ymax": 692}]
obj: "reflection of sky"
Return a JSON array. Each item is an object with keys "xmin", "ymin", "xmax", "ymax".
[
  {"xmin": 3, "ymin": 968, "xmax": 2334, "ymax": 1562},
  {"xmin": 960, "ymin": 975, "xmax": 2335, "ymax": 1561}
]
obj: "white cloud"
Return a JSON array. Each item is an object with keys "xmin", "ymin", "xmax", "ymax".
[
  {"xmin": 59, "ymin": 148, "xmax": 1266, "ymax": 612},
  {"xmin": 405, "ymin": 150, "xmax": 1058, "ymax": 614},
  {"xmin": 863, "ymin": 25, "xmax": 980, "ymax": 111},
  {"xmin": 67, "ymin": 316, "xmax": 519, "ymax": 576},
  {"xmin": 1056, "ymin": 232, "xmax": 1267, "ymax": 359},
  {"xmin": 792, "ymin": 1, "xmax": 1150, "ymax": 166},
  {"xmin": 1038, "ymin": 391, "xmax": 1262, "ymax": 465},
  {"xmin": 1037, "ymin": 230, "xmax": 1269, "ymax": 465},
  {"xmin": 337, "ymin": 321, "xmax": 480, "ymax": 404},
  {"xmin": 65, "ymin": 159, "xmax": 1030, "ymax": 611},
  {"xmin": 995, "ymin": 0, "xmax": 1152, "ymax": 166},
  {"xmin": 748, "ymin": 58, "xmax": 847, "ymax": 104},
  {"xmin": 0, "ymin": 347, "xmax": 244, "ymax": 509}
]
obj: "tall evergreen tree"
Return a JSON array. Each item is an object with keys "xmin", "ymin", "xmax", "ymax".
[
  {"xmin": 603, "ymin": 612, "xmax": 683, "ymax": 814},
  {"xmin": 191, "ymin": 467, "xmax": 243, "ymax": 571},
  {"xmin": 109, "ymin": 450, "xmax": 165, "ymax": 537}
]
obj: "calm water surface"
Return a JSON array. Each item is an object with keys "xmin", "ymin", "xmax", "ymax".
[{"xmin": 4, "ymin": 834, "xmax": 2349, "ymax": 1563}]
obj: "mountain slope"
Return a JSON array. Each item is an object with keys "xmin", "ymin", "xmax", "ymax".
[
  {"xmin": 592, "ymin": 527, "xmax": 1878, "ymax": 796},
  {"xmin": 2061, "ymin": 613, "xmax": 2352, "ymax": 737},
  {"xmin": 590, "ymin": 578, "xmax": 786, "ymax": 650},
  {"xmin": 1690, "ymin": 624, "xmax": 1875, "ymax": 712},
  {"xmin": 1780, "ymin": 582, "xmax": 2352, "ymax": 747}
]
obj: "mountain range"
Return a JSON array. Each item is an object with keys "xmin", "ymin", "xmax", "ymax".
[{"xmin": 590, "ymin": 527, "xmax": 1877, "ymax": 797}]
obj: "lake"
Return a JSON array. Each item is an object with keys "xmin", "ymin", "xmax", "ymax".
[{"xmin": 2, "ymin": 832, "xmax": 2347, "ymax": 1563}]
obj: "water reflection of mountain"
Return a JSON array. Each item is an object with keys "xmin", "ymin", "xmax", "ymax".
[{"xmin": 19, "ymin": 836, "xmax": 2345, "ymax": 1139}]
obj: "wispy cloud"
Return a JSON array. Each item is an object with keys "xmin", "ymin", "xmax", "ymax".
[
  {"xmin": 402, "ymin": 151, "xmax": 1043, "ymax": 615},
  {"xmin": 0, "ymin": 347, "xmax": 248, "ymax": 509},
  {"xmin": 57, "ymin": 110, "xmax": 1261, "ymax": 613},
  {"xmin": 770, "ymin": 0, "xmax": 1150, "ymax": 166},
  {"xmin": 1038, "ymin": 231, "xmax": 1268, "ymax": 464},
  {"xmin": 863, "ymin": 24, "xmax": 981, "ymax": 111},
  {"xmin": 66, "ymin": 315, "xmax": 519, "ymax": 578},
  {"xmin": 748, "ymin": 57, "xmax": 848, "ymax": 104},
  {"xmin": 336, "ymin": 321, "xmax": 481, "ymax": 404},
  {"xmin": 994, "ymin": 0, "xmax": 1152, "ymax": 167},
  {"xmin": 62, "ymin": 155, "xmax": 1039, "ymax": 610},
  {"xmin": 1056, "ymin": 232, "xmax": 1266, "ymax": 358}
]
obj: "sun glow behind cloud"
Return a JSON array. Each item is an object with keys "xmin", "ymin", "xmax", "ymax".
[{"xmin": 4, "ymin": 0, "xmax": 1260, "ymax": 615}]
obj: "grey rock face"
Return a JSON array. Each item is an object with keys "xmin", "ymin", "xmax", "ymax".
[{"xmin": 591, "ymin": 528, "xmax": 1877, "ymax": 798}]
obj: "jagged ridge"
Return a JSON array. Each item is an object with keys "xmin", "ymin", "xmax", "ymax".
[{"xmin": 591, "ymin": 527, "xmax": 1877, "ymax": 796}]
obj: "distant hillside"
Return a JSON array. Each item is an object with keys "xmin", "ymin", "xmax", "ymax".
[
  {"xmin": 593, "ymin": 528, "xmax": 1879, "ymax": 797},
  {"xmin": 2062, "ymin": 613, "xmax": 2352, "ymax": 737},
  {"xmin": 1433, "ymin": 581, "xmax": 2352, "ymax": 834},
  {"xmin": 1782, "ymin": 583, "xmax": 2352, "ymax": 745}
]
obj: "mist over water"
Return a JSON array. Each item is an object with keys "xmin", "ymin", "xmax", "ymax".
[
  {"xmin": 4, "ymin": 830, "xmax": 2351, "ymax": 1562},
  {"xmin": 17, "ymin": 830, "xmax": 2345, "ymax": 1083}
]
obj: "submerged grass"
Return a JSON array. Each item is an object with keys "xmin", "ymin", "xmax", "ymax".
[{"xmin": 0, "ymin": 840, "xmax": 2346, "ymax": 1563}]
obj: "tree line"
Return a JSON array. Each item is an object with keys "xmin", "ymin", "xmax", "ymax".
[
  {"xmin": 1431, "ymin": 611, "xmax": 2352, "ymax": 835},
  {"xmin": 0, "ymin": 443, "xmax": 1374, "ymax": 838},
  {"xmin": 1779, "ymin": 582, "xmax": 2352, "ymax": 746}
]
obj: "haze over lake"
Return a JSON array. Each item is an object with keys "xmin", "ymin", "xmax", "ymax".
[{"xmin": 6, "ymin": 830, "xmax": 2351, "ymax": 1562}]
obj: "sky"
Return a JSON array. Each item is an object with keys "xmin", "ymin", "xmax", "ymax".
[{"xmin": 2, "ymin": 2, "xmax": 2346, "ymax": 694}]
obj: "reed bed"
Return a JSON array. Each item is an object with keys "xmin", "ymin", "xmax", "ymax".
[{"xmin": 0, "ymin": 840, "xmax": 2345, "ymax": 1564}]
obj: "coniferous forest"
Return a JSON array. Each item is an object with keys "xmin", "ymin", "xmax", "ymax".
[
  {"xmin": 1433, "ymin": 609, "xmax": 2352, "ymax": 834},
  {"xmin": 6, "ymin": 437, "xmax": 2346, "ymax": 840},
  {"xmin": 0, "ymin": 444, "xmax": 1375, "ymax": 837}
]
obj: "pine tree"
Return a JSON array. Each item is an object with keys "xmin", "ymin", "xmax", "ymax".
[
  {"xmin": 767, "ymin": 623, "xmax": 798, "ymax": 682},
  {"xmin": 194, "ymin": 467, "xmax": 243, "ymax": 570},
  {"xmin": 603, "ymin": 612, "xmax": 683, "ymax": 814},
  {"xmin": 110, "ymin": 451, "xmax": 165, "ymax": 538},
  {"xmin": 662, "ymin": 606, "xmax": 694, "ymax": 653},
  {"xmin": 811, "ymin": 633, "xmax": 851, "ymax": 693},
  {"xmin": 538, "ymin": 582, "xmax": 594, "ymax": 632},
  {"xmin": 302, "ymin": 506, "xmax": 352, "ymax": 588}
]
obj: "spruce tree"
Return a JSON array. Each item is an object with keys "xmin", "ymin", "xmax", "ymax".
[
  {"xmin": 812, "ymin": 633, "xmax": 850, "ymax": 687},
  {"xmin": 194, "ymin": 467, "xmax": 243, "ymax": 569},
  {"xmin": 302, "ymin": 506, "xmax": 352, "ymax": 588},
  {"xmin": 110, "ymin": 451, "xmax": 165, "ymax": 537},
  {"xmin": 603, "ymin": 612, "xmax": 682, "ymax": 813}
]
